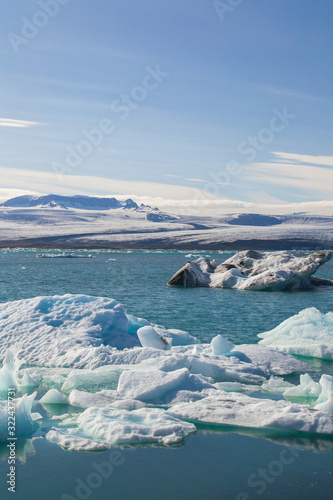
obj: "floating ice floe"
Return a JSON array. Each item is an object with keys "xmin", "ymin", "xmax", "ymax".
[
  {"xmin": 283, "ymin": 374, "xmax": 322, "ymax": 399},
  {"xmin": 167, "ymin": 250, "xmax": 333, "ymax": 290},
  {"xmin": 169, "ymin": 391, "xmax": 333, "ymax": 435},
  {"xmin": 49, "ymin": 406, "xmax": 197, "ymax": 449},
  {"xmin": 75, "ymin": 406, "xmax": 197, "ymax": 446},
  {"xmin": 258, "ymin": 308, "xmax": 333, "ymax": 360},
  {"xmin": 284, "ymin": 374, "xmax": 333, "ymax": 416}
]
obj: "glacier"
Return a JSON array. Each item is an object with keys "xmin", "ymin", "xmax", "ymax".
[
  {"xmin": 168, "ymin": 250, "xmax": 333, "ymax": 290},
  {"xmin": 0, "ymin": 295, "xmax": 333, "ymax": 451}
]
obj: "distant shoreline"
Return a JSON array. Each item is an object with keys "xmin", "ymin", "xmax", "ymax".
[{"xmin": 0, "ymin": 238, "xmax": 331, "ymax": 251}]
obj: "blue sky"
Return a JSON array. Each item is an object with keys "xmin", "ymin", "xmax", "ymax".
[{"xmin": 1, "ymin": 0, "xmax": 333, "ymax": 214}]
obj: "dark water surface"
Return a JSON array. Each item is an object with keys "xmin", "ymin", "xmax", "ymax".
[{"xmin": 0, "ymin": 249, "xmax": 332, "ymax": 499}]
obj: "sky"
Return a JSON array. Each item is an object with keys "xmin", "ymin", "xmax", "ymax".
[{"xmin": 1, "ymin": 0, "xmax": 333, "ymax": 215}]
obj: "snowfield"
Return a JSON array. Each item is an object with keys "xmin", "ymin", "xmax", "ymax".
[{"xmin": 0, "ymin": 194, "xmax": 332, "ymax": 249}]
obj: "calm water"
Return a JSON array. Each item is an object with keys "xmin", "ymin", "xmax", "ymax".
[{"xmin": 0, "ymin": 249, "xmax": 332, "ymax": 500}]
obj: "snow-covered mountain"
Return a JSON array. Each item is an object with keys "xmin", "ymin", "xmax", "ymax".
[
  {"xmin": 2, "ymin": 194, "xmax": 147, "ymax": 211},
  {"xmin": 0, "ymin": 194, "xmax": 332, "ymax": 249}
]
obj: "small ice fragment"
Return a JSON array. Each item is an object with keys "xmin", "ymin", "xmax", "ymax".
[
  {"xmin": 137, "ymin": 326, "xmax": 171, "ymax": 350},
  {"xmin": 314, "ymin": 375, "xmax": 333, "ymax": 415},
  {"xmin": 211, "ymin": 335, "xmax": 235, "ymax": 356},
  {"xmin": 40, "ymin": 389, "xmax": 69, "ymax": 405},
  {"xmin": 283, "ymin": 374, "xmax": 322, "ymax": 398}
]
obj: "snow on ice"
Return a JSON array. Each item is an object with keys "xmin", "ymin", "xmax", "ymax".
[
  {"xmin": 0, "ymin": 295, "xmax": 333, "ymax": 450},
  {"xmin": 168, "ymin": 250, "xmax": 333, "ymax": 290}
]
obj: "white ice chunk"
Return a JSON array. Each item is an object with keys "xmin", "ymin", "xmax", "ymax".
[
  {"xmin": 40, "ymin": 389, "xmax": 69, "ymax": 405},
  {"xmin": 137, "ymin": 326, "xmax": 171, "ymax": 350},
  {"xmin": 155, "ymin": 327, "xmax": 199, "ymax": 346},
  {"xmin": 261, "ymin": 376, "xmax": 295, "ymax": 395},
  {"xmin": 314, "ymin": 375, "xmax": 333, "ymax": 415},
  {"xmin": 187, "ymin": 355, "xmax": 265, "ymax": 384},
  {"xmin": 117, "ymin": 368, "xmax": 190, "ymax": 402},
  {"xmin": 68, "ymin": 389, "xmax": 114, "ymax": 408},
  {"xmin": 76, "ymin": 407, "xmax": 197, "ymax": 445},
  {"xmin": 211, "ymin": 335, "xmax": 235, "ymax": 356},
  {"xmin": 258, "ymin": 308, "xmax": 333, "ymax": 360},
  {"xmin": 231, "ymin": 344, "xmax": 309, "ymax": 375},
  {"xmin": 283, "ymin": 374, "xmax": 322, "ymax": 399},
  {"xmin": 170, "ymin": 391, "xmax": 333, "ymax": 435},
  {"xmin": 0, "ymin": 347, "xmax": 23, "ymax": 391}
]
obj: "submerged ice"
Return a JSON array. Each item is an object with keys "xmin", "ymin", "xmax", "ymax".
[{"xmin": 167, "ymin": 250, "xmax": 333, "ymax": 290}]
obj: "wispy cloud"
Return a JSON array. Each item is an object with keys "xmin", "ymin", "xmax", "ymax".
[
  {"xmin": 272, "ymin": 151, "xmax": 333, "ymax": 167},
  {"xmin": 244, "ymin": 161, "xmax": 333, "ymax": 198},
  {"xmin": 0, "ymin": 167, "xmax": 332, "ymax": 216},
  {"xmin": 0, "ymin": 188, "xmax": 42, "ymax": 204},
  {"xmin": 186, "ymin": 178, "xmax": 206, "ymax": 183},
  {"xmin": 0, "ymin": 118, "xmax": 41, "ymax": 128}
]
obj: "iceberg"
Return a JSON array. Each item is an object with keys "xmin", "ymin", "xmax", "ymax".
[
  {"xmin": 1, "ymin": 295, "xmax": 331, "ymax": 451},
  {"xmin": 169, "ymin": 390, "xmax": 333, "ymax": 435},
  {"xmin": 75, "ymin": 406, "xmax": 197, "ymax": 446},
  {"xmin": 0, "ymin": 294, "xmax": 198, "ymax": 368},
  {"xmin": 314, "ymin": 375, "xmax": 333, "ymax": 416},
  {"xmin": 283, "ymin": 374, "xmax": 322, "ymax": 399},
  {"xmin": 258, "ymin": 308, "xmax": 333, "ymax": 360},
  {"xmin": 117, "ymin": 368, "xmax": 190, "ymax": 402},
  {"xmin": 167, "ymin": 250, "xmax": 333, "ymax": 290},
  {"xmin": 283, "ymin": 374, "xmax": 333, "ymax": 416}
]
